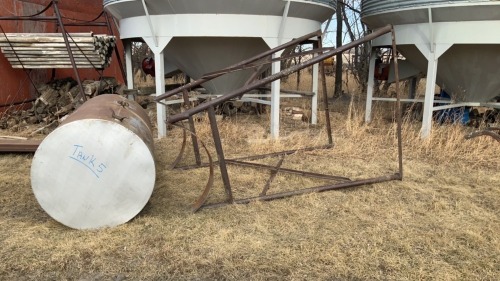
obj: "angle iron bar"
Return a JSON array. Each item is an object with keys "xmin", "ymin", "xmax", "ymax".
[
  {"xmin": 200, "ymin": 174, "xmax": 402, "ymax": 209},
  {"xmin": 201, "ymin": 61, "xmax": 266, "ymax": 80},
  {"xmin": 155, "ymin": 29, "xmax": 323, "ymax": 101},
  {"xmin": 208, "ymin": 106, "xmax": 233, "ymax": 203},
  {"xmin": 182, "ymin": 90, "xmax": 202, "ymax": 166},
  {"xmin": 318, "ymin": 37, "xmax": 333, "ymax": 145},
  {"xmin": 171, "ymin": 145, "xmax": 333, "ymax": 171},
  {"xmin": 278, "ymin": 46, "xmax": 337, "ymax": 61},
  {"xmin": 201, "ymin": 47, "xmax": 336, "ymax": 81},
  {"xmin": 226, "ymin": 160, "xmax": 351, "ymax": 182},
  {"xmin": 229, "ymin": 144, "xmax": 333, "ymax": 162},
  {"xmin": 260, "ymin": 155, "xmax": 285, "ymax": 196},
  {"xmin": 166, "ymin": 25, "xmax": 393, "ymax": 124},
  {"xmin": 257, "ymin": 87, "xmax": 314, "ymax": 96},
  {"xmin": 244, "ymin": 64, "xmax": 267, "ymax": 86},
  {"xmin": 0, "ymin": 139, "xmax": 41, "ymax": 153}
]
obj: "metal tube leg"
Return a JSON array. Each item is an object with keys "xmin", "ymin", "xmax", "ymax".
[
  {"xmin": 124, "ymin": 40, "xmax": 134, "ymax": 90},
  {"xmin": 421, "ymin": 52, "xmax": 438, "ymax": 138},
  {"xmin": 311, "ymin": 43, "xmax": 319, "ymax": 125},
  {"xmin": 207, "ymin": 106, "xmax": 233, "ymax": 203},
  {"xmin": 318, "ymin": 37, "xmax": 333, "ymax": 145},
  {"xmin": 154, "ymin": 50, "xmax": 167, "ymax": 138},
  {"xmin": 365, "ymin": 49, "xmax": 377, "ymax": 123},
  {"xmin": 270, "ymin": 52, "xmax": 282, "ymax": 139},
  {"xmin": 182, "ymin": 90, "xmax": 202, "ymax": 166}
]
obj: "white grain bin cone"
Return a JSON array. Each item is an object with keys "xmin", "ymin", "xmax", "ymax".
[{"xmin": 31, "ymin": 94, "xmax": 156, "ymax": 229}]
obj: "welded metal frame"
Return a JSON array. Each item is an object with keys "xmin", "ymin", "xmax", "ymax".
[{"xmin": 156, "ymin": 25, "xmax": 404, "ymax": 211}]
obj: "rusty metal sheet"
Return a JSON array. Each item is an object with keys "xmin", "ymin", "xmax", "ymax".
[{"xmin": 0, "ymin": 139, "xmax": 41, "ymax": 153}]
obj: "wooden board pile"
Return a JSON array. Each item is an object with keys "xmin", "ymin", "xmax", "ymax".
[
  {"xmin": 0, "ymin": 77, "xmax": 120, "ymax": 134},
  {"xmin": 0, "ymin": 32, "xmax": 116, "ymax": 69}
]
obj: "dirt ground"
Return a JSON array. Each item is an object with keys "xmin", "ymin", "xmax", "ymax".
[{"xmin": 0, "ymin": 93, "xmax": 498, "ymax": 280}]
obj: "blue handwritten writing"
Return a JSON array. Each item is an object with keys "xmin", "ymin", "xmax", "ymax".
[{"xmin": 69, "ymin": 145, "xmax": 107, "ymax": 178}]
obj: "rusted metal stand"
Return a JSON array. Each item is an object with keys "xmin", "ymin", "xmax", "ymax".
[{"xmin": 160, "ymin": 25, "xmax": 404, "ymax": 211}]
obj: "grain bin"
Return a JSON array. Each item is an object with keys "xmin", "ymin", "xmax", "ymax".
[
  {"xmin": 362, "ymin": 0, "xmax": 500, "ymax": 137},
  {"xmin": 31, "ymin": 94, "xmax": 155, "ymax": 229},
  {"xmin": 104, "ymin": 0, "xmax": 336, "ymax": 137}
]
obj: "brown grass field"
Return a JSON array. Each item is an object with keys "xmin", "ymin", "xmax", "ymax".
[{"xmin": 1, "ymin": 73, "xmax": 499, "ymax": 280}]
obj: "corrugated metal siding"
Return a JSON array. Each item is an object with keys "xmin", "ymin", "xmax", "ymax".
[
  {"xmin": 104, "ymin": 0, "xmax": 335, "ymax": 8},
  {"xmin": 362, "ymin": 0, "xmax": 494, "ymax": 17}
]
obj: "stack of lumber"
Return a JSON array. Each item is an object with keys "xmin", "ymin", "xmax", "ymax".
[{"xmin": 0, "ymin": 32, "xmax": 116, "ymax": 69}]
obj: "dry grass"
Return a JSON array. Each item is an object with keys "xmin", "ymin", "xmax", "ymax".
[{"xmin": 0, "ymin": 77, "xmax": 499, "ymax": 280}]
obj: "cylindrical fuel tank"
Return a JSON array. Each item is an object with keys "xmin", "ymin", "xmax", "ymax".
[{"xmin": 31, "ymin": 94, "xmax": 155, "ymax": 229}]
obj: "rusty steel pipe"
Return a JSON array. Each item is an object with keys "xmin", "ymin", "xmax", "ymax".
[{"xmin": 167, "ymin": 25, "xmax": 394, "ymax": 124}]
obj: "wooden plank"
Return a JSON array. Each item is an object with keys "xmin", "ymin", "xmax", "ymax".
[
  {"xmin": 3, "ymin": 53, "xmax": 106, "ymax": 59},
  {"xmin": 11, "ymin": 64, "xmax": 109, "ymax": 69},
  {"xmin": 7, "ymin": 57, "xmax": 106, "ymax": 63},
  {"xmin": 0, "ymin": 37, "xmax": 96, "ymax": 44},
  {"xmin": 1, "ymin": 46, "xmax": 97, "ymax": 51},
  {"xmin": 1, "ymin": 49, "xmax": 105, "ymax": 55},
  {"xmin": 9, "ymin": 60, "xmax": 108, "ymax": 65},
  {"xmin": 0, "ymin": 33, "xmax": 114, "ymax": 70},
  {"xmin": 0, "ymin": 43, "xmax": 97, "ymax": 49}
]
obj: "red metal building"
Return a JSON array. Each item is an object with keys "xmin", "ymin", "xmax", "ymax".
[{"xmin": 0, "ymin": 0, "xmax": 124, "ymax": 114}]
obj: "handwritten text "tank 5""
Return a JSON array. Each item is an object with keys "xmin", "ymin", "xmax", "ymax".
[{"xmin": 69, "ymin": 144, "xmax": 107, "ymax": 178}]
